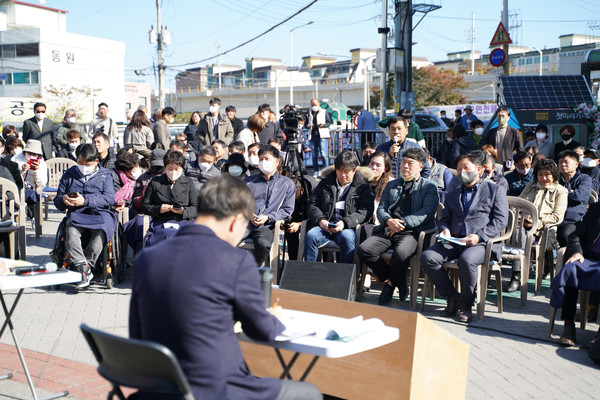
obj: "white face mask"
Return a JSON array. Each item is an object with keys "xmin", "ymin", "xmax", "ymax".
[
  {"xmin": 199, "ymin": 162, "xmax": 211, "ymax": 172},
  {"xmin": 311, "ymin": 105, "xmax": 319, "ymax": 112},
  {"xmin": 474, "ymin": 127, "xmax": 484, "ymax": 136},
  {"xmin": 259, "ymin": 160, "xmax": 276, "ymax": 175},
  {"xmin": 24, "ymin": 154, "xmax": 32, "ymax": 161},
  {"xmin": 209, "ymin": 105, "xmax": 219, "ymax": 114},
  {"xmin": 78, "ymin": 164, "xmax": 96, "ymax": 176},
  {"xmin": 69, "ymin": 142, "xmax": 80, "ymax": 150},
  {"xmin": 583, "ymin": 158, "xmax": 597, "ymax": 168},
  {"xmin": 166, "ymin": 169, "xmax": 182, "ymax": 182},
  {"xmin": 130, "ymin": 168, "xmax": 142, "ymax": 179},
  {"xmin": 228, "ymin": 165, "xmax": 244, "ymax": 177},
  {"xmin": 536, "ymin": 132, "xmax": 546, "ymax": 141},
  {"xmin": 248, "ymin": 155, "xmax": 259, "ymax": 167},
  {"xmin": 35, "ymin": 112, "xmax": 44, "ymax": 120},
  {"xmin": 67, "ymin": 117, "xmax": 76, "ymax": 125}
]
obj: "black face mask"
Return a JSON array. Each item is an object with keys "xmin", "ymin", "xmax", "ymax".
[{"xmin": 561, "ymin": 134, "xmax": 572, "ymax": 142}]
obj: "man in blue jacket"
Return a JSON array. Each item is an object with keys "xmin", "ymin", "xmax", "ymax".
[
  {"xmin": 376, "ymin": 116, "xmax": 430, "ymax": 179},
  {"xmin": 54, "ymin": 144, "xmax": 117, "ymax": 288},
  {"xmin": 421, "ymin": 151, "xmax": 509, "ymax": 322},
  {"xmin": 357, "ymin": 148, "xmax": 439, "ymax": 305},
  {"xmin": 505, "ymin": 151, "xmax": 533, "ymax": 196},
  {"xmin": 244, "ymin": 145, "xmax": 295, "ymax": 266},
  {"xmin": 130, "ymin": 175, "xmax": 321, "ymax": 399}
]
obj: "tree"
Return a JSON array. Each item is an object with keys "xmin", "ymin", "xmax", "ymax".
[
  {"xmin": 34, "ymin": 84, "xmax": 100, "ymax": 122},
  {"xmin": 412, "ymin": 66, "xmax": 468, "ymax": 107}
]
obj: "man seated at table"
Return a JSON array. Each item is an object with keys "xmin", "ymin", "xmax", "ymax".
[
  {"xmin": 54, "ymin": 144, "xmax": 117, "ymax": 288},
  {"xmin": 243, "ymin": 145, "xmax": 295, "ymax": 266},
  {"xmin": 305, "ymin": 150, "xmax": 374, "ymax": 264},
  {"xmin": 421, "ymin": 151, "xmax": 509, "ymax": 322},
  {"xmin": 130, "ymin": 175, "xmax": 322, "ymax": 399},
  {"xmin": 357, "ymin": 148, "xmax": 439, "ymax": 305}
]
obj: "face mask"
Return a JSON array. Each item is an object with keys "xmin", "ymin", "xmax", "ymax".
[
  {"xmin": 516, "ymin": 167, "xmax": 530, "ymax": 176},
  {"xmin": 228, "ymin": 165, "xmax": 243, "ymax": 177},
  {"xmin": 474, "ymin": 127, "xmax": 484, "ymax": 136},
  {"xmin": 447, "ymin": 138, "xmax": 454, "ymax": 144},
  {"xmin": 311, "ymin": 106, "xmax": 319, "ymax": 112},
  {"xmin": 67, "ymin": 117, "xmax": 76, "ymax": 125},
  {"xmin": 536, "ymin": 132, "xmax": 546, "ymax": 141},
  {"xmin": 130, "ymin": 169, "xmax": 142, "ymax": 180},
  {"xmin": 69, "ymin": 142, "xmax": 79, "ymax": 150},
  {"xmin": 583, "ymin": 158, "xmax": 597, "ymax": 168},
  {"xmin": 457, "ymin": 169, "xmax": 479, "ymax": 186},
  {"xmin": 24, "ymin": 154, "xmax": 32, "ymax": 161},
  {"xmin": 259, "ymin": 160, "xmax": 276, "ymax": 175},
  {"xmin": 199, "ymin": 162, "xmax": 211, "ymax": 172},
  {"xmin": 498, "ymin": 116, "xmax": 508, "ymax": 126},
  {"xmin": 561, "ymin": 134, "xmax": 572, "ymax": 143},
  {"xmin": 166, "ymin": 169, "xmax": 182, "ymax": 182},
  {"xmin": 248, "ymin": 155, "xmax": 259, "ymax": 167},
  {"xmin": 35, "ymin": 112, "xmax": 44, "ymax": 120},
  {"xmin": 579, "ymin": 157, "xmax": 584, "ymax": 163},
  {"xmin": 78, "ymin": 164, "xmax": 95, "ymax": 176},
  {"xmin": 209, "ymin": 105, "xmax": 219, "ymax": 114}
]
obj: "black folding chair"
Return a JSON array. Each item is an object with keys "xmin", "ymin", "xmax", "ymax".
[{"xmin": 80, "ymin": 324, "xmax": 194, "ymax": 400}]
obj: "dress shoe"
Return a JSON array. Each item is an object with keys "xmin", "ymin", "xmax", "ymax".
[
  {"xmin": 560, "ymin": 323, "xmax": 576, "ymax": 346},
  {"xmin": 504, "ymin": 272, "xmax": 521, "ymax": 293},
  {"xmin": 398, "ymin": 282, "xmax": 409, "ymax": 302},
  {"xmin": 378, "ymin": 284, "xmax": 395, "ymax": 305},
  {"xmin": 457, "ymin": 302, "xmax": 472, "ymax": 323},
  {"xmin": 590, "ymin": 327, "xmax": 600, "ymax": 346},
  {"xmin": 440, "ymin": 296, "xmax": 459, "ymax": 317}
]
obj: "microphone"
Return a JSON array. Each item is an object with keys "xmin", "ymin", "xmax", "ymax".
[{"xmin": 13, "ymin": 263, "xmax": 58, "ymax": 276}]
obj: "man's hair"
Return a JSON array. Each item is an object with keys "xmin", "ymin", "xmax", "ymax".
[
  {"xmin": 212, "ymin": 139, "xmax": 226, "ymax": 148},
  {"xmin": 258, "ymin": 144, "xmax": 280, "ymax": 159},
  {"xmin": 199, "ymin": 145, "xmax": 217, "ymax": 158},
  {"xmin": 513, "ymin": 150, "xmax": 531, "ymax": 164},
  {"xmin": 225, "ymin": 105, "xmax": 236, "ymax": 113},
  {"xmin": 402, "ymin": 148, "xmax": 427, "ymax": 165},
  {"xmin": 247, "ymin": 114, "xmax": 266, "ymax": 132},
  {"xmin": 170, "ymin": 140, "xmax": 186, "ymax": 151},
  {"xmin": 209, "ymin": 97, "xmax": 221, "ymax": 106},
  {"xmin": 196, "ymin": 175, "xmax": 255, "ymax": 221},
  {"xmin": 534, "ymin": 158, "xmax": 560, "ymax": 183},
  {"xmin": 456, "ymin": 151, "xmax": 483, "ymax": 167},
  {"xmin": 535, "ymin": 123, "xmax": 548, "ymax": 134},
  {"xmin": 484, "ymin": 154, "xmax": 496, "ymax": 167},
  {"xmin": 150, "ymin": 141, "xmax": 165, "ymax": 150},
  {"xmin": 334, "ymin": 150, "xmax": 359, "ymax": 170},
  {"xmin": 76, "ymin": 143, "xmax": 98, "ymax": 162},
  {"xmin": 361, "ymin": 141, "xmax": 376, "ymax": 151},
  {"xmin": 498, "ymin": 106, "xmax": 511, "ymax": 116},
  {"xmin": 66, "ymin": 130, "xmax": 80, "ymax": 140},
  {"xmin": 33, "ymin": 102, "xmax": 46, "ymax": 111},
  {"xmin": 399, "ymin": 108, "xmax": 413, "ymax": 119},
  {"xmin": 162, "ymin": 106, "xmax": 176, "ymax": 117},
  {"xmin": 440, "ymin": 110, "xmax": 446, "ymax": 115},
  {"xmin": 267, "ymin": 138, "xmax": 281, "ymax": 146},
  {"xmin": 257, "ymin": 103, "xmax": 271, "ymax": 113},
  {"xmin": 115, "ymin": 151, "xmax": 139, "ymax": 172},
  {"xmin": 163, "ymin": 150, "xmax": 186, "ymax": 168},
  {"xmin": 387, "ymin": 116, "xmax": 408, "ymax": 128},
  {"xmin": 560, "ymin": 125, "xmax": 575, "ymax": 136},
  {"xmin": 558, "ymin": 150, "xmax": 579, "ymax": 162},
  {"xmin": 64, "ymin": 109, "xmax": 75, "ymax": 118},
  {"xmin": 248, "ymin": 142, "xmax": 262, "ymax": 152},
  {"xmin": 175, "ymin": 133, "xmax": 187, "ymax": 142},
  {"xmin": 228, "ymin": 140, "xmax": 246, "ymax": 153},
  {"xmin": 98, "ymin": 102, "xmax": 108, "ymax": 108},
  {"xmin": 471, "ymin": 119, "xmax": 484, "ymax": 128},
  {"xmin": 92, "ymin": 132, "xmax": 110, "ymax": 143}
]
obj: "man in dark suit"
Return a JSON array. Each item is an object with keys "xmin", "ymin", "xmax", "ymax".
[
  {"xmin": 225, "ymin": 105, "xmax": 244, "ymax": 138},
  {"xmin": 22, "ymin": 102, "xmax": 55, "ymax": 160},
  {"xmin": 484, "ymin": 106, "xmax": 523, "ymax": 168},
  {"xmin": 129, "ymin": 175, "xmax": 321, "ymax": 400},
  {"xmin": 421, "ymin": 151, "xmax": 509, "ymax": 322},
  {"xmin": 258, "ymin": 103, "xmax": 283, "ymax": 145}
]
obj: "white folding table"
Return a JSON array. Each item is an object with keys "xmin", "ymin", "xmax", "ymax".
[
  {"xmin": 238, "ymin": 309, "xmax": 399, "ymax": 381},
  {"xmin": 0, "ymin": 270, "xmax": 82, "ymax": 400}
]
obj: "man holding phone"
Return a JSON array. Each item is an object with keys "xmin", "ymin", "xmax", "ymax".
[{"xmin": 304, "ymin": 151, "xmax": 374, "ymax": 264}]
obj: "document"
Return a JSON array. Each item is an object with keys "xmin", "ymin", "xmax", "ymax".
[{"xmin": 437, "ymin": 232, "xmax": 466, "ymax": 246}]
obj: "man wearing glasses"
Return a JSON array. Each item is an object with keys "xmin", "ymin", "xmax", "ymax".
[{"xmin": 22, "ymin": 102, "xmax": 56, "ymax": 160}]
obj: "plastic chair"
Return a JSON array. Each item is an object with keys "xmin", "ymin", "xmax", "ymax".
[
  {"xmin": 80, "ymin": 324, "xmax": 194, "ymax": 400},
  {"xmin": 421, "ymin": 210, "xmax": 515, "ymax": 321},
  {"xmin": 590, "ymin": 190, "xmax": 598, "ymax": 204},
  {"xmin": 239, "ymin": 220, "xmax": 283, "ymax": 283},
  {"xmin": 42, "ymin": 158, "xmax": 76, "ymax": 220},
  {"xmin": 531, "ymin": 222, "xmax": 560, "ymax": 293},
  {"xmin": 296, "ymin": 220, "xmax": 362, "ymax": 266},
  {"xmin": 0, "ymin": 177, "xmax": 26, "ymax": 259}
]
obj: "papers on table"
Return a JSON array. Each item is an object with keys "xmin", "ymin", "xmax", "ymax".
[{"xmin": 437, "ymin": 232, "xmax": 466, "ymax": 246}]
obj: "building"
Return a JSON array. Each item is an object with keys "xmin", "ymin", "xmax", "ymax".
[
  {"xmin": 124, "ymin": 81, "xmax": 151, "ymax": 121},
  {"xmin": 0, "ymin": 0, "xmax": 126, "ymax": 124}
]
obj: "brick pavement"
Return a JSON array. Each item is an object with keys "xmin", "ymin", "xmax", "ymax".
[{"xmin": 0, "ymin": 207, "xmax": 599, "ymax": 399}]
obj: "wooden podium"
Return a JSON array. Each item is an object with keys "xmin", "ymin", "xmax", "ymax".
[{"xmin": 240, "ymin": 289, "xmax": 469, "ymax": 400}]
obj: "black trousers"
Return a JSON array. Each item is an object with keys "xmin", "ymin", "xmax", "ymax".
[
  {"xmin": 562, "ymin": 286, "xmax": 579, "ymax": 321},
  {"xmin": 357, "ymin": 231, "xmax": 419, "ymax": 288},
  {"xmin": 557, "ymin": 222, "xmax": 577, "ymax": 248},
  {"xmin": 244, "ymin": 226, "xmax": 275, "ymax": 267}
]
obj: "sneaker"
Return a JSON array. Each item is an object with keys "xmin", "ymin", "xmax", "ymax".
[
  {"xmin": 560, "ymin": 322, "xmax": 576, "ymax": 346},
  {"xmin": 75, "ymin": 261, "xmax": 94, "ymax": 289}
]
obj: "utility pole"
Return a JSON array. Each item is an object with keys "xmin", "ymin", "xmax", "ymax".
[
  {"xmin": 217, "ymin": 40, "xmax": 222, "ymax": 91},
  {"xmin": 396, "ymin": 0, "xmax": 413, "ymax": 113},
  {"xmin": 502, "ymin": 0, "xmax": 510, "ymax": 76},
  {"xmin": 471, "ymin": 12, "xmax": 475, "ymax": 76},
  {"xmin": 156, "ymin": 0, "xmax": 165, "ymax": 108},
  {"xmin": 379, "ymin": 0, "xmax": 388, "ymax": 119}
]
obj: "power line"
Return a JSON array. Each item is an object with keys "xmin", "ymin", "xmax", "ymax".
[{"xmin": 166, "ymin": 0, "xmax": 320, "ymax": 69}]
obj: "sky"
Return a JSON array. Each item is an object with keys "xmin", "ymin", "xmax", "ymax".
[{"xmin": 44, "ymin": 0, "xmax": 600, "ymax": 89}]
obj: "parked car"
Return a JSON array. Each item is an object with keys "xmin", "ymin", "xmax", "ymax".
[{"xmin": 414, "ymin": 112, "xmax": 448, "ymax": 155}]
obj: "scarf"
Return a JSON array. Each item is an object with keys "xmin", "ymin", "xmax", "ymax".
[{"xmin": 115, "ymin": 169, "xmax": 136, "ymax": 203}]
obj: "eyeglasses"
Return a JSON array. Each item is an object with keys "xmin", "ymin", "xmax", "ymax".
[{"xmin": 35, "ymin": 110, "xmax": 46, "ymax": 113}]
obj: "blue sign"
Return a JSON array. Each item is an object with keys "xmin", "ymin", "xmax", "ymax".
[
  {"xmin": 489, "ymin": 48, "xmax": 506, "ymax": 67},
  {"xmin": 0, "ymin": 73, "xmax": 7, "ymax": 81}
]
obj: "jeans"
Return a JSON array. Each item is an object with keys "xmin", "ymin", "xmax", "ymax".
[
  {"xmin": 65, "ymin": 220, "xmax": 106, "ymax": 266},
  {"xmin": 310, "ymin": 137, "xmax": 328, "ymax": 172},
  {"xmin": 304, "ymin": 226, "xmax": 355, "ymax": 264}
]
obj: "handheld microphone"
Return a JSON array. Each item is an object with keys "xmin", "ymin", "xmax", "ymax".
[{"xmin": 12, "ymin": 263, "xmax": 58, "ymax": 275}]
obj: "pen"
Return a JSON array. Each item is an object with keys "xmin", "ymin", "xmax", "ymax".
[{"xmin": 271, "ymin": 298, "xmax": 280, "ymax": 308}]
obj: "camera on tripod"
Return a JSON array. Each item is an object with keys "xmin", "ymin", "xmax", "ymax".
[
  {"xmin": 279, "ymin": 105, "xmax": 303, "ymax": 142},
  {"xmin": 95, "ymin": 124, "xmax": 105, "ymax": 134}
]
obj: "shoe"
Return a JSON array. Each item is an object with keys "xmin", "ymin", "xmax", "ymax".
[
  {"xmin": 457, "ymin": 302, "xmax": 473, "ymax": 323},
  {"xmin": 590, "ymin": 328, "xmax": 600, "ymax": 346},
  {"xmin": 378, "ymin": 283, "xmax": 395, "ymax": 305},
  {"xmin": 363, "ymin": 274, "xmax": 371, "ymax": 292},
  {"xmin": 75, "ymin": 261, "xmax": 94, "ymax": 289},
  {"xmin": 504, "ymin": 272, "xmax": 521, "ymax": 293},
  {"xmin": 440, "ymin": 296, "xmax": 459, "ymax": 317},
  {"xmin": 398, "ymin": 282, "xmax": 409, "ymax": 302},
  {"xmin": 560, "ymin": 323, "xmax": 576, "ymax": 346}
]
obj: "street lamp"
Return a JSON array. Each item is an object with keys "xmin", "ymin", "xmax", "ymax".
[
  {"xmin": 532, "ymin": 46, "xmax": 543, "ymax": 76},
  {"xmin": 317, "ymin": 52, "xmax": 376, "ymax": 111},
  {"xmin": 289, "ymin": 21, "xmax": 314, "ymax": 106}
]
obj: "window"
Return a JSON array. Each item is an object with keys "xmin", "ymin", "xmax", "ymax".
[
  {"xmin": 12, "ymin": 72, "xmax": 30, "ymax": 84},
  {"xmin": 8, "ymin": 71, "xmax": 39, "ymax": 85},
  {"xmin": 139, "ymin": 97, "xmax": 147, "ymax": 106},
  {"xmin": 415, "ymin": 116, "xmax": 439, "ymax": 129},
  {"xmin": 2, "ymin": 45, "xmax": 15, "ymax": 58},
  {"xmin": 15, "ymin": 43, "xmax": 39, "ymax": 57},
  {"xmin": 30, "ymin": 71, "xmax": 38, "ymax": 83},
  {"xmin": 125, "ymin": 103, "xmax": 131, "ymax": 109}
]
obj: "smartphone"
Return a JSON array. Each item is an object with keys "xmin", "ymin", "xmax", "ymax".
[
  {"xmin": 173, "ymin": 205, "xmax": 182, "ymax": 210},
  {"xmin": 67, "ymin": 192, "xmax": 78, "ymax": 198},
  {"xmin": 27, "ymin": 156, "xmax": 40, "ymax": 166},
  {"xmin": 328, "ymin": 222, "xmax": 337, "ymax": 228}
]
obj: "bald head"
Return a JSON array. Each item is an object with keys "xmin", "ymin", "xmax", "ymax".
[{"xmin": 310, "ymin": 98, "xmax": 319, "ymax": 107}]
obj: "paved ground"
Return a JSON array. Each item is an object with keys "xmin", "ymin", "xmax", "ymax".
[{"xmin": 1, "ymin": 207, "xmax": 599, "ymax": 399}]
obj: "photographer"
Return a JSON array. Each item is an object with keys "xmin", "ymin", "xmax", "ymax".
[{"xmin": 89, "ymin": 102, "xmax": 118, "ymax": 142}]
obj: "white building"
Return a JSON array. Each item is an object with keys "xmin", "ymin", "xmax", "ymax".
[{"xmin": 0, "ymin": 0, "xmax": 125, "ymax": 123}]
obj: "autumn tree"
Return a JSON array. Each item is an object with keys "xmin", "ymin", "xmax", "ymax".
[
  {"xmin": 34, "ymin": 84, "xmax": 100, "ymax": 122},
  {"xmin": 412, "ymin": 66, "xmax": 468, "ymax": 107}
]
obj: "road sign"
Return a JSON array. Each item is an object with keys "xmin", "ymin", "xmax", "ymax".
[
  {"xmin": 489, "ymin": 48, "xmax": 506, "ymax": 67},
  {"xmin": 0, "ymin": 73, "xmax": 7, "ymax": 81},
  {"xmin": 490, "ymin": 22, "xmax": 512, "ymax": 46}
]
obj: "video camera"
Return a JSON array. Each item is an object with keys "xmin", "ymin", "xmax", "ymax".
[
  {"xmin": 279, "ymin": 105, "xmax": 303, "ymax": 142},
  {"xmin": 95, "ymin": 124, "xmax": 105, "ymax": 135}
]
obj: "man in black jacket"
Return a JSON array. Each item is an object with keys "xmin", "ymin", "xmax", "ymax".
[
  {"xmin": 304, "ymin": 150, "xmax": 374, "ymax": 264},
  {"xmin": 22, "ymin": 102, "xmax": 55, "ymax": 160},
  {"xmin": 225, "ymin": 105, "xmax": 244, "ymax": 138}
]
